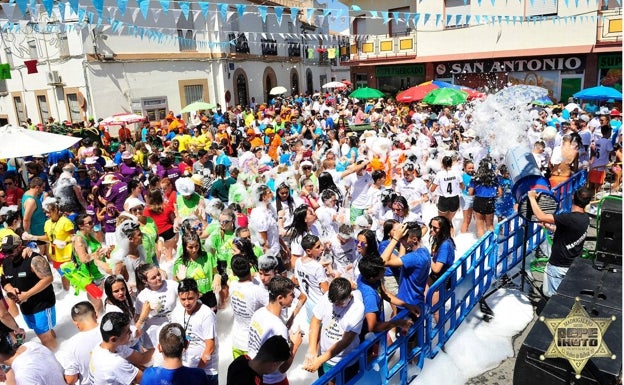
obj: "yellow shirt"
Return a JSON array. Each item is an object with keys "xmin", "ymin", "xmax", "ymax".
[
  {"xmin": 175, "ymin": 134, "xmax": 192, "ymax": 152},
  {"xmin": 44, "ymin": 216, "xmax": 74, "ymax": 264}
]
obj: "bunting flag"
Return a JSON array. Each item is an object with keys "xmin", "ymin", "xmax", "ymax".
[
  {"xmin": 290, "ymin": 7, "xmax": 298, "ymax": 24},
  {"xmin": 413, "ymin": 13, "xmax": 420, "ymax": 26},
  {"xmin": 327, "ymin": 47, "xmax": 336, "ymax": 58},
  {"xmin": 236, "ymin": 4, "xmax": 246, "ymax": 18},
  {"xmin": 57, "ymin": 1, "xmax": 65, "ymax": 21},
  {"xmin": 0, "ymin": 64, "xmax": 11, "ymax": 80},
  {"xmin": 274, "ymin": 6, "xmax": 284, "ymax": 25},
  {"xmin": 178, "ymin": 1, "xmax": 189, "ymax": 19},
  {"xmin": 15, "ymin": 0, "xmax": 27, "ymax": 16},
  {"xmin": 435, "ymin": 13, "xmax": 441, "ymax": 25},
  {"xmin": 446, "ymin": 14, "xmax": 452, "ymax": 25},
  {"xmin": 24, "ymin": 59, "xmax": 37, "ymax": 74},
  {"xmin": 305, "ymin": 7, "xmax": 313, "ymax": 21},
  {"xmin": 1, "ymin": 3, "xmax": 17, "ymax": 21},
  {"xmin": 307, "ymin": 48, "xmax": 313, "ymax": 58},
  {"xmin": 42, "ymin": 0, "xmax": 53, "ymax": 16},
  {"xmin": 370, "ymin": 10, "xmax": 378, "ymax": 18},
  {"xmin": 424, "ymin": 13, "xmax": 431, "ymax": 25},
  {"xmin": 381, "ymin": 11, "xmax": 389, "ymax": 24},
  {"xmin": 159, "ymin": 0, "xmax": 169, "ymax": 14},
  {"xmin": 137, "ymin": 0, "xmax": 149, "ymax": 19},
  {"xmin": 198, "ymin": 2, "xmax": 209, "ymax": 18},
  {"xmin": 258, "ymin": 5, "xmax": 267, "ymax": 23},
  {"xmin": 392, "ymin": 11, "xmax": 399, "ymax": 25},
  {"xmin": 218, "ymin": 3, "xmax": 227, "ymax": 22}
]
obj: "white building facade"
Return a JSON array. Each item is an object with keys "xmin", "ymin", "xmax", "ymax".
[{"xmin": 0, "ymin": 0, "xmax": 346, "ymax": 126}]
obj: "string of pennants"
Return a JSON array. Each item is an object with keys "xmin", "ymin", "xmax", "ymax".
[{"xmin": 0, "ymin": 0, "xmax": 614, "ymax": 48}]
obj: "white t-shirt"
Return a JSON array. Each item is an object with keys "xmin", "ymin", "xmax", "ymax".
[
  {"xmin": 312, "ymin": 291, "xmax": 365, "ymax": 366},
  {"xmin": 248, "ymin": 307, "xmax": 289, "ymax": 384},
  {"xmin": 170, "ymin": 303, "xmax": 219, "ymax": 375},
  {"xmin": 433, "ymin": 169, "xmax": 463, "ymax": 198},
  {"xmin": 592, "ymin": 137, "xmax": 614, "ymax": 170},
  {"xmin": 395, "ymin": 177, "xmax": 428, "ymax": 216},
  {"xmin": 56, "ymin": 327, "xmax": 102, "ymax": 385},
  {"xmin": 13, "ymin": 342, "xmax": 66, "ymax": 385},
  {"xmin": 228, "ymin": 279, "xmax": 268, "ymax": 351},
  {"xmin": 343, "ymin": 172, "xmax": 373, "ymax": 209},
  {"xmin": 135, "ymin": 280, "xmax": 179, "ymax": 348},
  {"xmin": 88, "ymin": 344, "xmax": 138, "ymax": 385},
  {"xmin": 294, "ymin": 257, "xmax": 329, "ymax": 306},
  {"xmin": 315, "ymin": 205, "xmax": 339, "ymax": 241},
  {"xmin": 249, "ymin": 204, "xmax": 280, "ymax": 256}
]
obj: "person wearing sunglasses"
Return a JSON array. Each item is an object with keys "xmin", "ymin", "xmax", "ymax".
[{"xmin": 427, "ymin": 216, "xmax": 456, "ymax": 323}]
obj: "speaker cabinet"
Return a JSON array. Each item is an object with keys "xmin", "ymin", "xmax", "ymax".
[{"xmin": 595, "ymin": 196, "xmax": 622, "ymax": 266}]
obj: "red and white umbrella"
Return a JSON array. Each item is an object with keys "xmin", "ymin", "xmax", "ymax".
[
  {"xmin": 99, "ymin": 113, "xmax": 145, "ymax": 127},
  {"xmin": 322, "ymin": 81, "xmax": 347, "ymax": 89}
]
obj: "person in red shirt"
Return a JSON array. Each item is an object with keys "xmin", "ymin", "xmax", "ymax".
[
  {"xmin": 178, "ymin": 151, "xmax": 194, "ymax": 176},
  {"xmin": 3, "ymin": 174, "xmax": 23, "ymax": 211}
]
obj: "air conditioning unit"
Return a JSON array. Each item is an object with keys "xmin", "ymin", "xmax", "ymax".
[{"xmin": 47, "ymin": 70, "xmax": 64, "ymax": 86}]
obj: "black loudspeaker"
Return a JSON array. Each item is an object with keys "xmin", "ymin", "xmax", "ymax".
[
  {"xmin": 595, "ymin": 196, "xmax": 622, "ymax": 266},
  {"xmin": 514, "ymin": 259, "xmax": 622, "ymax": 385}
]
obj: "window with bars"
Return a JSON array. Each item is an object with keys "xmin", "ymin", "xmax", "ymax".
[
  {"xmin": 37, "ymin": 95, "xmax": 49, "ymax": 123},
  {"xmin": 58, "ymin": 33, "xmax": 70, "ymax": 57},
  {"xmin": 13, "ymin": 96, "xmax": 26, "ymax": 124},
  {"xmin": 66, "ymin": 93, "xmax": 82, "ymax": 122},
  {"xmin": 184, "ymin": 84, "xmax": 204, "ymax": 105}
]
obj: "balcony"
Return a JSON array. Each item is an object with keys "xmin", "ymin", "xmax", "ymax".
[
  {"xmin": 349, "ymin": 33, "xmax": 416, "ymax": 61},
  {"xmin": 228, "ymin": 33, "xmax": 250, "ymax": 54},
  {"xmin": 286, "ymin": 40, "xmax": 301, "ymax": 58},
  {"xmin": 597, "ymin": 7, "xmax": 622, "ymax": 44},
  {"xmin": 261, "ymin": 38, "xmax": 278, "ymax": 56}
]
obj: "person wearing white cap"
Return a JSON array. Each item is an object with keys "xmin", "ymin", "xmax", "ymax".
[
  {"xmin": 119, "ymin": 151, "xmax": 142, "ymax": 183},
  {"xmin": 174, "ymin": 177, "xmax": 205, "ymax": 224}
]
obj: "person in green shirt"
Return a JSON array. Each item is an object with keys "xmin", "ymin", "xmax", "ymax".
[
  {"xmin": 127, "ymin": 198, "xmax": 159, "ymax": 265},
  {"xmin": 173, "ymin": 228, "xmax": 218, "ymax": 312},
  {"xmin": 206, "ymin": 209, "xmax": 236, "ymax": 309}
]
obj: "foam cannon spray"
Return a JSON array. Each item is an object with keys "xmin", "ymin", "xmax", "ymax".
[{"xmin": 505, "ymin": 146, "xmax": 559, "ymax": 221}]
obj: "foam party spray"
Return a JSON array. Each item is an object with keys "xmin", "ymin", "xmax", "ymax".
[{"xmin": 505, "ymin": 146, "xmax": 558, "ymax": 220}]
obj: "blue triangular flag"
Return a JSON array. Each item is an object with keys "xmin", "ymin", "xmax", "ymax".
[
  {"xmin": 275, "ymin": 6, "xmax": 284, "ymax": 25},
  {"xmin": 382, "ymin": 11, "xmax": 389, "ymax": 24},
  {"xmin": 478, "ymin": 0, "xmax": 482, "ymax": 6},
  {"xmin": 199, "ymin": 2, "xmax": 209, "ymax": 18},
  {"xmin": 137, "ymin": 0, "xmax": 149, "ymax": 19},
  {"xmin": 466, "ymin": 14, "xmax": 471, "ymax": 24},
  {"xmin": 236, "ymin": 4, "xmax": 246, "ymax": 18},
  {"xmin": 57, "ymin": 2, "xmax": 65, "ymax": 21},
  {"xmin": 290, "ymin": 7, "xmax": 299, "ymax": 24},
  {"xmin": 435, "ymin": 13, "xmax": 441, "ymax": 25},
  {"xmin": 504, "ymin": 15, "xmax": 510, "ymax": 24},
  {"xmin": 323, "ymin": 8, "xmax": 331, "ymax": 17},
  {"xmin": 159, "ymin": 0, "xmax": 169, "ymax": 14},
  {"xmin": 413, "ymin": 13, "xmax": 420, "ymax": 26},
  {"xmin": 370, "ymin": 10, "xmax": 378, "ymax": 18},
  {"xmin": 304, "ymin": 7, "xmax": 313, "ymax": 21},
  {"xmin": 446, "ymin": 14, "xmax": 452, "ymax": 25},
  {"xmin": 392, "ymin": 11, "xmax": 399, "ymax": 25},
  {"xmin": 42, "ymin": 0, "xmax": 53, "ymax": 16},
  {"xmin": 15, "ymin": 0, "xmax": 27, "ymax": 16},
  {"xmin": 455, "ymin": 14, "xmax": 462, "ymax": 25},
  {"xmin": 491, "ymin": 0, "xmax": 495, "ymax": 6},
  {"xmin": 117, "ymin": 0, "xmax": 127, "ymax": 17},
  {"xmin": 497, "ymin": 15, "xmax": 502, "ymax": 24},
  {"xmin": 179, "ymin": 2, "xmax": 190, "ymax": 19},
  {"xmin": 564, "ymin": 0, "xmax": 569, "ymax": 7},
  {"xmin": 475, "ymin": 15, "xmax": 480, "ymax": 24},
  {"xmin": 259, "ymin": 5, "xmax": 268, "ymax": 23},
  {"xmin": 218, "ymin": 3, "xmax": 227, "ymax": 21},
  {"xmin": 68, "ymin": 0, "xmax": 79, "ymax": 13},
  {"xmin": 351, "ymin": 5, "xmax": 361, "ymax": 11},
  {"xmin": 423, "ymin": 13, "xmax": 431, "ymax": 25}
]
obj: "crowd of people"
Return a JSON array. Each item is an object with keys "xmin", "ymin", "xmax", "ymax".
[{"xmin": 0, "ymin": 89, "xmax": 620, "ymax": 385}]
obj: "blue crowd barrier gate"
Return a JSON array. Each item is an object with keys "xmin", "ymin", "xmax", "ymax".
[{"xmin": 312, "ymin": 170, "xmax": 587, "ymax": 385}]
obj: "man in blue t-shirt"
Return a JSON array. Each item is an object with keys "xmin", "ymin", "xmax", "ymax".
[{"xmin": 140, "ymin": 323, "xmax": 208, "ymax": 385}]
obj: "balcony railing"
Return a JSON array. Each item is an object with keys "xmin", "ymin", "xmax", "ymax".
[
  {"xmin": 597, "ymin": 7, "xmax": 622, "ymax": 43},
  {"xmin": 228, "ymin": 33, "xmax": 250, "ymax": 54},
  {"xmin": 350, "ymin": 33, "xmax": 416, "ymax": 61},
  {"xmin": 261, "ymin": 38, "xmax": 278, "ymax": 56}
]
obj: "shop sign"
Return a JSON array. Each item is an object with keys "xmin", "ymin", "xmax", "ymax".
[
  {"xmin": 376, "ymin": 65, "xmax": 425, "ymax": 78},
  {"xmin": 435, "ymin": 56, "xmax": 584, "ymax": 76},
  {"xmin": 598, "ymin": 54, "xmax": 622, "ymax": 69}
]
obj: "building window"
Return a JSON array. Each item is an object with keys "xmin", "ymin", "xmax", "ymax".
[
  {"xmin": 27, "ymin": 39, "xmax": 37, "ymax": 59},
  {"xmin": 525, "ymin": 0, "xmax": 557, "ymax": 16},
  {"xmin": 177, "ymin": 30, "xmax": 197, "ymax": 52},
  {"xmin": 142, "ymin": 97, "xmax": 168, "ymax": 121},
  {"xmin": 184, "ymin": 84, "xmax": 204, "ymax": 105},
  {"xmin": 306, "ymin": 69, "xmax": 313, "ymax": 95},
  {"xmin": 291, "ymin": 70, "xmax": 299, "ymax": 95},
  {"xmin": 13, "ymin": 96, "xmax": 26, "ymax": 124},
  {"xmin": 445, "ymin": 0, "xmax": 470, "ymax": 28},
  {"xmin": 236, "ymin": 73, "xmax": 248, "ymax": 106},
  {"xmin": 37, "ymin": 95, "xmax": 49, "ymax": 123},
  {"xmin": 389, "ymin": 7, "xmax": 410, "ymax": 36},
  {"xmin": 58, "ymin": 33, "xmax": 69, "ymax": 57},
  {"xmin": 66, "ymin": 93, "xmax": 82, "ymax": 122}
]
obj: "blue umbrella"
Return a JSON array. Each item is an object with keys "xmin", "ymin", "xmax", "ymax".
[{"xmin": 573, "ymin": 86, "xmax": 622, "ymax": 101}]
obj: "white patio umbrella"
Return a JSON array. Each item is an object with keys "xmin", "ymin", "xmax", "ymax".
[
  {"xmin": 322, "ymin": 81, "xmax": 347, "ymax": 89},
  {"xmin": 269, "ymin": 86, "xmax": 288, "ymax": 95},
  {"xmin": 0, "ymin": 125, "xmax": 81, "ymax": 159},
  {"xmin": 99, "ymin": 113, "xmax": 145, "ymax": 127}
]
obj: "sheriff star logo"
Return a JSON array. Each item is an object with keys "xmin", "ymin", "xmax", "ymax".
[{"xmin": 539, "ymin": 298, "xmax": 616, "ymax": 378}]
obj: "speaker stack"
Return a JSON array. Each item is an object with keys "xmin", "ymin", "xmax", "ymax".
[
  {"xmin": 595, "ymin": 195, "xmax": 622, "ymax": 267},
  {"xmin": 514, "ymin": 258, "xmax": 622, "ymax": 385}
]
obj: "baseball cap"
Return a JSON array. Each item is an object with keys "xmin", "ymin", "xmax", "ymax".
[{"xmin": 1, "ymin": 234, "xmax": 21, "ymax": 252}]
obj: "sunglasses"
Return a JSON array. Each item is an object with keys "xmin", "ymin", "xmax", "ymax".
[
  {"xmin": 83, "ymin": 220, "xmax": 93, "ymax": 225},
  {"xmin": 356, "ymin": 241, "xmax": 367, "ymax": 247},
  {"xmin": 4, "ymin": 182, "xmax": 13, "ymax": 186},
  {"xmin": 430, "ymin": 225, "xmax": 440, "ymax": 231},
  {"xmin": 302, "ymin": 166, "xmax": 312, "ymax": 170}
]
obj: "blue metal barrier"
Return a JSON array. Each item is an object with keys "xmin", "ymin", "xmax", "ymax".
[{"xmin": 311, "ymin": 171, "xmax": 586, "ymax": 385}]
